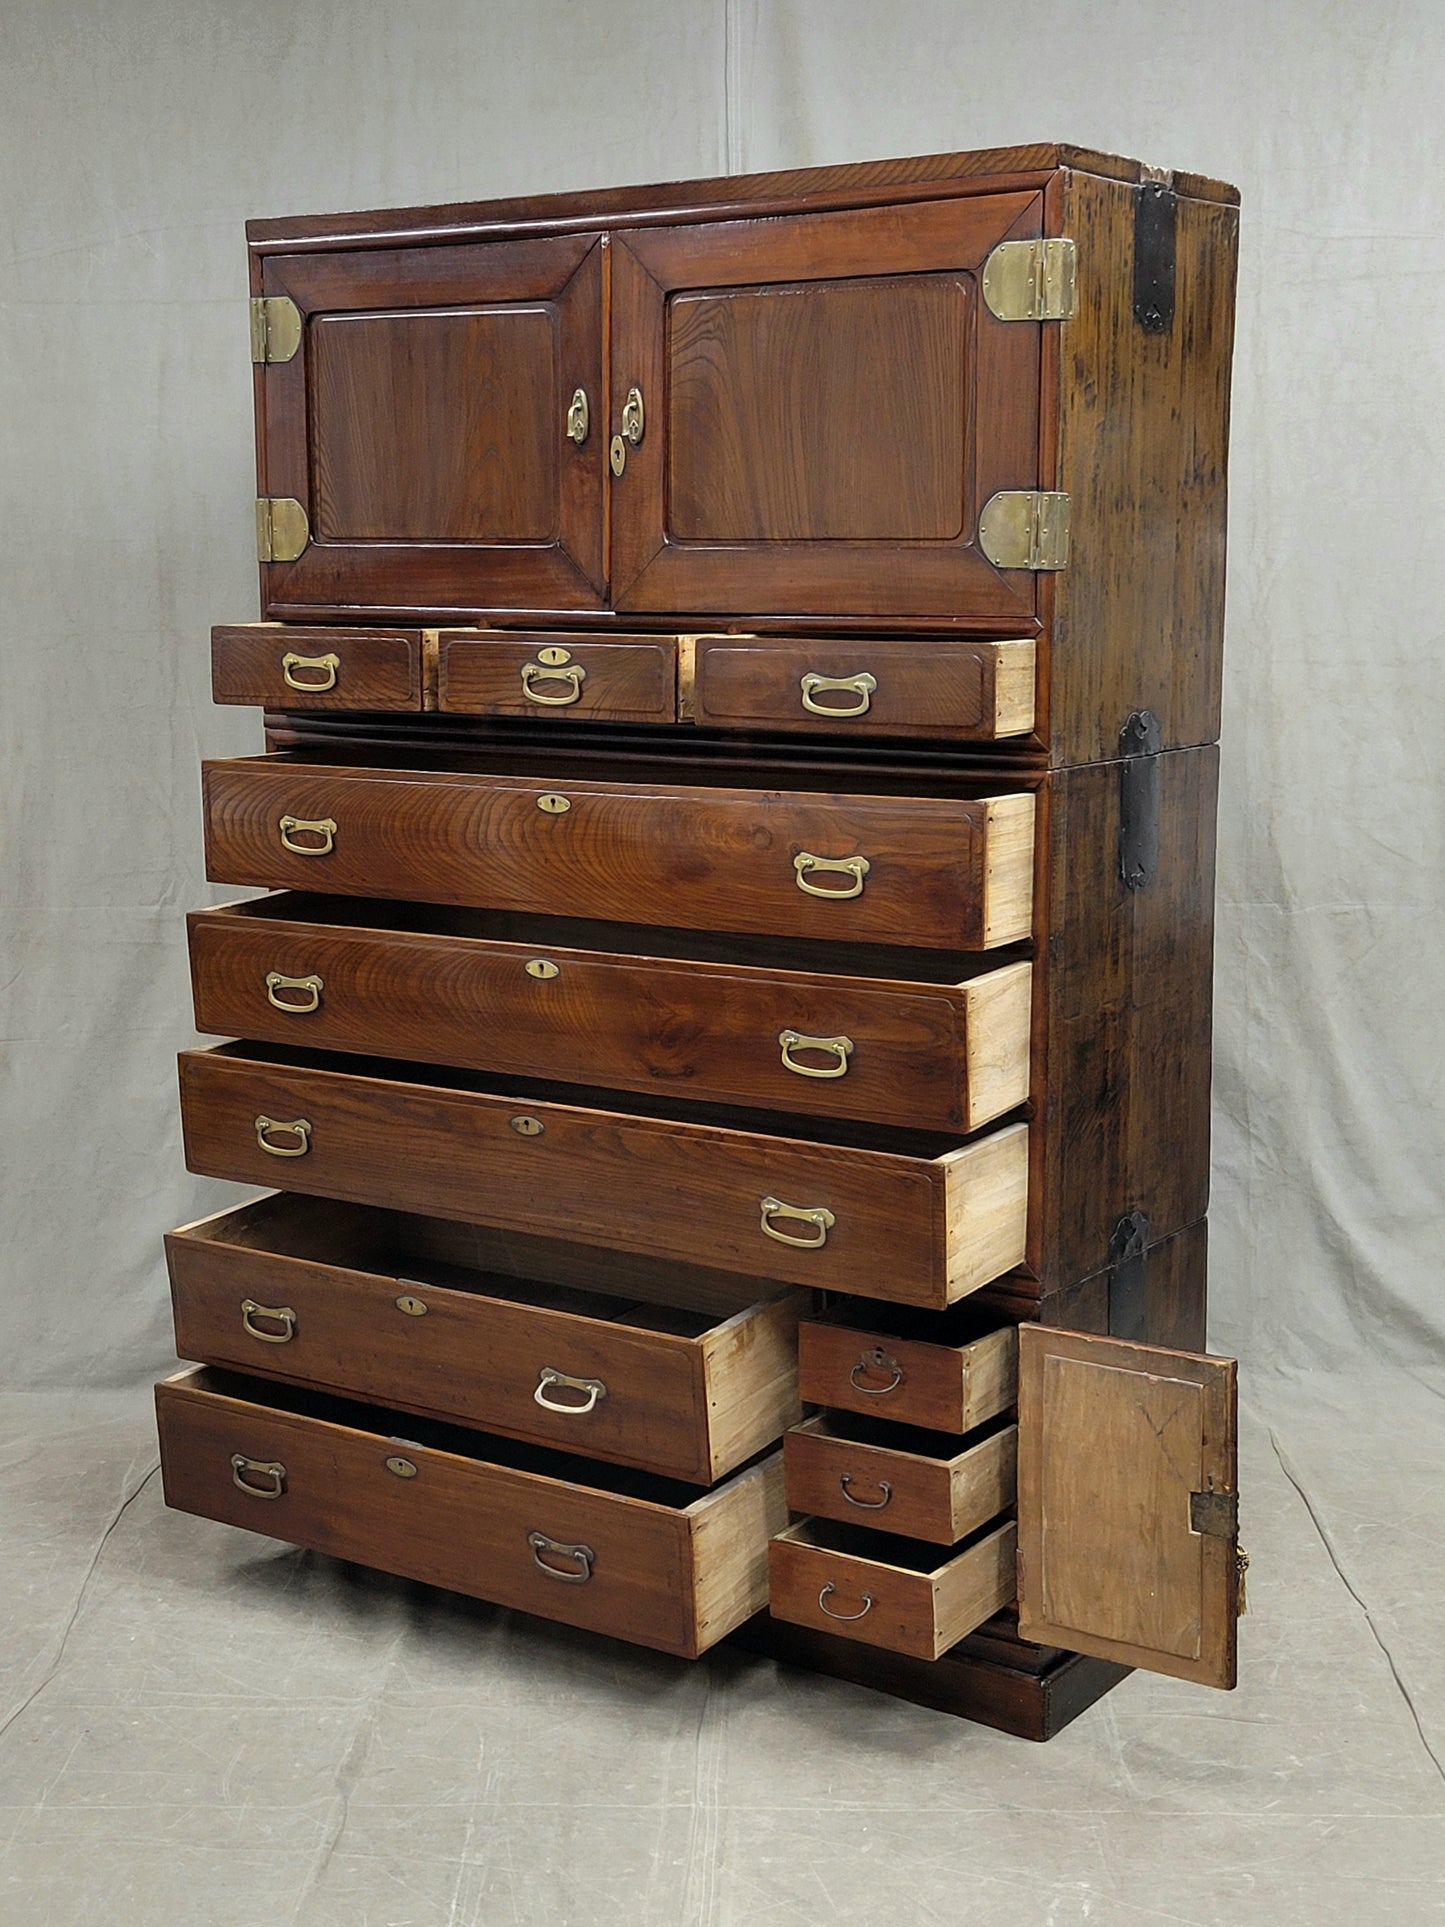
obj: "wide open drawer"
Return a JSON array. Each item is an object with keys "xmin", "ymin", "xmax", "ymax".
[
  {"xmin": 211, "ymin": 625, "xmax": 426, "ymax": 711},
  {"xmin": 166, "ymin": 1193, "xmax": 802, "ymax": 1486},
  {"xmin": 188, "ymin": 896, "xmax": 1032, "ymax": 1134},
  {"xmin": 767, "ymin": 1516, "xmax": 1017, "ymax": 1660},
  {"xmin": 783, "ymin": 1411, "xmax": 1018, "ymax": 1546},
  {"xmin": 177, "ymin": 1043, "xmax": 1030, "ymax": 1308},
  {"xmin": 200, "ymin": 753, "xmax": 1035, "ymax": 951},
  {"xmin": 155, "ymin": 1366, "xmax": 785, "ymax": 1659}
]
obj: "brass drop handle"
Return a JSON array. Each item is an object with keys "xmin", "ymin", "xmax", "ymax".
[
  {"xmin": 817, "ymin": 1583, "xmax": 872, "ymax": 1622},
  {"xmin": 231, "ymin": 1454, "xmax": 286, "ymax": 1499},
  {"xmin": 240, "ymin": 1299, "xmax": 297, "ymax": 1344},
  {"xmin": 265, "ymin": 971, "xmax": 323, "ymax": 1014},
  {"xmin": 528, "ymin": 1531, "xmax": 595, "ymax": 1584},
  {"xmin": 793, "ymin": 853, "xmax": 870, "ymax": 900},
  {"xmin": 609, "ymin": 385, "xmax": 645, "ymax": 476},
  {"xmin": 799, "ymin": 671, "xmax": 877, "ymax": 719},
  {"xmin": 760, "ymin": 1196, "xmax": 835, "ymax": 1250},
  {"xmin": 281, "ymin": 650, "xmax": 340, "ymax": 694},
  {"xmin": 278, "ymin": 814, "xmax": 336, "ymax": 857},
  {"xmin": 254, "ymin": 1114, "xmax": 312, "ymax": 1158},
  {"xmin": 566, "ymin": 386, "xmax": 590, "ymax": 446},
  {"xmin": 839, "ymin": 1473, "xmax": 892, "ymax": 1511},
  {"xmin": 520, "ymin": 660, "xmax": 587, "ymax": 707},
  {"xmin": 849, "ymin": 1347, "xmax": 904, "ymax": 1397},
  {"xmin": 778, "ymin": 1030, "xmax": 854, "ymax": 1080},
  {"xmin": 533, "ymin": 1366, "xmax": 607, "ymax": 1416}
]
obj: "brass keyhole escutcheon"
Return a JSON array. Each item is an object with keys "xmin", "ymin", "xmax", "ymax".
[
  {"xmin": 394, "ymin": 1294, "xmax": 428, "ymax": 1317},
  {"xmin": 525, "ymin": 959, "xmax": 560, "ymax": 980},
  {"xmin": 536, "ymin": 793, "xmax": 571, "ymax": 814},
  {"xmin": 384, "ymin": 1455, "xmax": 418, "ymax": 1479},
  {"xmin": 537, "ymin": 646, "xmax": 571, "ymax": 667},
  {"xmin": 510, "ymin": 1115, "xmax": 545, "ymax": 1137},
  {"xmin": 610, "ymin": 434, "xmax": 627, "ymax": 477}
]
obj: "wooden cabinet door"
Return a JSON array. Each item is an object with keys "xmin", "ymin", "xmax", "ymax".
[
  {"xmin": 1017, "ymin": 1328, "xmax": 1242, "ymax": 1689},
  {"xmin": 609, "ymin": 194, "xmax": 1043, "ymax": 621},
  {"xmin": 256, "ymin": 236, "xmax": 606, "ymax": 619}
]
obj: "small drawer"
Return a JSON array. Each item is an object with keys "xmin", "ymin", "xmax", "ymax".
[
  {"xmin": 798, "ymin": 1302, "xmax": 1018, "ymax": 1429},
  {"xmin": 156, "ymin": 1366, "xmax": 786, "ymax": 1659},
  {"xmin": 178, "ymin": 1043, "xmax": 1030, "ymax": 1309},
  {"xmin": 768, "ymin": 1516, "xmax": 1017, "ymax": 1659},
  {"xmin": 438, "ymin": 630, "xmax": 677, "ymax": 722},
  {"xmin": 690, "ymin": 635, "xmax": 1035, "ymax": 740},
  {"xmin": 211, "ymin": 626, "xmax": 425, "ymax": 711},
  {"xmin": 188, "ymin": 896, "xmax": 1032, "ymax": 1134},
  {"xmin": 166, "ymin": 1192, "xmax": 802, "ymax": 1486},
  {"xmin": 201, "ymin": 753, "xmax": 1036, "ymax": 953},
  {"xmin": 783, "ymin": 1412, "xmax": 1018, "ymax": 1545}
]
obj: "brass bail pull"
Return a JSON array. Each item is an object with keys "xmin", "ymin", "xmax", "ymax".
[
  {"xmin": 799, "ymin": 671, "xmax": 877, "ymax": 718},
  {"xmin": 527, "ymin": 1531, "xmax": 595, "ymax": 1584},
  {"xmin": 759, "ymin": 1196, "xmax": 835, "ymax": 1250},
  {"xmin": 281, "ymin": 651, "xmax": 340, "ymax": 693},
  {"xmin": 533, "ymin": 1366, "xmax": 607, "ymax": 1416},
  {"xmin": 265, "ymin": 971, "xmax": 323, "ymax": 1014},
  {"xmin": 520, "ymin": 661, "xmax": 587, "ymax": 707},
  {"xmin": 278, "ymin": 814, "xmax": 336, "ymax": 858},
  {"xmin": 793, "ymin": 852, "xmax": 870, "ymax": 900},
  {"xmin": 778, "ymin": 1030, "xmax": 854, "ymax": 1080},
  {"xmin": 839, "ymin": 1473, "xmax": 892, "ymax": 1511},
  {"xmin": 231, "ymin": 1455, "xmax": 286, "ymax": 1499},
  {"xmin": 254, "ymin": 1114, "xmax": 312, "ymax": 1158},
  {"xmin": 817, "ymin": 1583, "xmax": 872, "ymax": 1622},
  {"xmin": 849, "ymin": 1346, "xmax": 904, "ymax": 1396},
  {"xmin": 240, "ymin": 1299, "xmax": 297, "ymax": 1344}
]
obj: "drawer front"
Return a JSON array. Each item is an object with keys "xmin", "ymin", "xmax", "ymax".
[
  {"xmin": 211, "ymin": 626, "xmax": 425, "ymax": 710},
  {"xmin": 201, "ymin": 759, "xmax": 1035, "ymax": 951},
  {"xmin": 783, "ymin": 1417, "xmax": 1018, "ymax": 1544},
  {"xmin": 156, "ymin": 1370, "xmax": 780, "ymax": 1658},
  {"xmin": 189, "ymin": 907, "xmax": 1029, "ymax": 1133},
  {"xmin": 169, "ymin": 1230, "xmax": 710, "ymax": 1485},
  {"xmin": 438, "ymin": 631, "xmax": 677, "ymax": 722},
  {"xmin": 768, "ymin": 1519, "xmax": 1017, "ymax": 1660},
  {"xmin": 691, "ymin": 637, "xmax": 1035, "ymax": 740},
  {"xmin": 798, "ymin": 1317, "xmax": 1018, "ymax": 1430},
  {"xmin": 178, "ymin": 1048, "xmax": 1028, "ymax": 1305}
]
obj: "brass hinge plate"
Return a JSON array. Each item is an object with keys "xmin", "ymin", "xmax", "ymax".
[
  {"xmin": 255, "ymin": 497, "xmax": 310, "ymax": 563},
  {"xmin": 981, "ymin": 238, "xmax": 1077, "ymax": 322},
  {"xmin": 250, "ymin": 295, "xmax": 302, "ymax": 364},
  {"xmin": 977, "ymin": 490, "xmax": 1070, "ymax": 571}
]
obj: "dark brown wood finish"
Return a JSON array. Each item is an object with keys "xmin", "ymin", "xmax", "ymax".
[
  {"xmin": 783, "ymin": 1412, "xmax": 1018, "ymax": 1546},
  {"xmin": 200, "ymin": 755, "xmax": 1035, "ymax": 951},
  {"xmin": 609, "ymin": 195, "xmax": 1042, "ymax": 618},
  {"xmin": 212, "ymin": 626, "xmax": 426, "ymax": 711},
  {"xmin": 188, "ymin": 897, "xmax": 1031, "ymax": 1133},
  {"xmin": 177, "ymin": 1043, "xmax": 1029, "ymax": 1307},
  {"xmin": 258, "ymin": 236, "xmax": 606, "ymax": 618},
  {"xmin": 156, "ymin": 1366, "xmax": 787, "ymax": 1659},
  {"xmin": 797, "ymin": 1299, "xmax": 1018, "ymax": 1432},
  {"xmin": 165, "ymin": 1194, "xmax": 801, "ymax": 1486},
  {"xmin": 438, "ymin": 631, "xmax": 676, "ymax": 722}
]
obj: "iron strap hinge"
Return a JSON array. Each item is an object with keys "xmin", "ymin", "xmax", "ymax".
[
  {"xmin": 1119, "ymin": 708, "xmax": 1162, "ymax": 889},
  {"xmin": 255, "ymin": 497, "xmax": 309, "ymax": 563},
  {"xmin": 981, "ymin": 238, "xmax": 1078, "ymax": 322},
  {"xmin": 250, "ymin": 295, "xmax": 302, "ymax": 364},
  {"xmin": 977, "ymin": 490, "xmax": 1071, "ymax": 571}
]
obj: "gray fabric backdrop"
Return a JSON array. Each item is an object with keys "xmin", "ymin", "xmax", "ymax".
[{"xmin": 3, "ymin": 0, "xmax": 1440, "ymax": 1390}]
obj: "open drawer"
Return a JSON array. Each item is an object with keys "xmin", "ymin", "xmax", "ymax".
[{"xmin": 156, "ymin": 1367, "xmax": 785, "ymax": 1660}]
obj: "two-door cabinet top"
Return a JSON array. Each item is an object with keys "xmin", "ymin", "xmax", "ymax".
[{"xmin": 247, "ymin": 145, "xmax": 1240, "ymax": 767}]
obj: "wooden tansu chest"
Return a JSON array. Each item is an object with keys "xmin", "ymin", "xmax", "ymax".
[{"xmin": 157, "ymin": 142, "xmax": 1243, "ymax": 1738}]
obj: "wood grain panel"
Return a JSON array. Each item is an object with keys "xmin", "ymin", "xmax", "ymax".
[
  {"xmin": 200, "ymin": 756, "xmax": 1034, "ymax": 952},
  {"xmin": 177, "ymin": 1044, "xmax": 1029, "ymax": 1307},
  {"xmin": 211, "ymin": 626, "xmax": 424, "ymax": 711},
  {"xmin": 165, "ymin": 1194, "xmax": 802, "ymax": 1485},
  {"xmin": 156, "ymin": 1366, "xmax": 787, "ymax": 1658},
  {"xmin": 188, "ymin": 898, "xmax": 1030, "ymax": 1133}
]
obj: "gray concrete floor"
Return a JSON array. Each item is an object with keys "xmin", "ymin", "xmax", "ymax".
[{"xmin": 0, "ymin": 1370, "xmax": 1441, "ymax": 1927}]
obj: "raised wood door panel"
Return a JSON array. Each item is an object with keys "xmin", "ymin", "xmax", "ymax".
[
  {"xmin": 1017, "ymin": 1328, "xmax": 1240, "ymax": 1689},
  {"xmin": 437, "ymin": 631, "xmax": 677, "ymax": 723},
  {"xmin": 177, "ymin": 1044, "xmax": 1029, "ymax": 1307},
  {"xmin": 609, "ymin": 194, "xmax": 1043, "ymax": 619},
  {"xmin": 200, "ymin": 756, "xmax": 1036, "ymax": 952},
  {"xmin": 256, "ymin": 237, "xmax": 605, "ymax": 619},
  {"xmin": 156, "ymin": 1367, "xmax": 787, "ymax": 1659},
  {"xmin": 211, "ymin": 626, "xmax": 426, "ymax": 711},
  {"xmin": 690, "ymin": 637, "xmax": 1036, "ymax": 741},
  {"xmin": 188, "ymin": 898, "xmax": 1031, "ymax": 1133},
  {"xmin": 165, "ymin": 1194, "xmax": 801, "ymax": 1486}
]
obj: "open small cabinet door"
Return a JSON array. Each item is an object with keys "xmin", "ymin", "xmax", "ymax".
[{"xmin": 1017, "ymin": 1327, "xmax": 1241, "ymax": 1690}]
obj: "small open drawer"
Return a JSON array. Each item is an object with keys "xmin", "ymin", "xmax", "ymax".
[
  {"xmin": 783, "ymin": 1412, "xmax": 1018, "ymax": 1545},
  {"xmin": 156, "ymin": 1366, "xmax": 786, "ymax": 1660},
  {"xmin": 211, "ymin": 625, "xmax": 426, "ymax": 711},
  {"xmin": 167, "ymin": 1193, "xmax": 802, "ymax": 1487},
  {"xmin": 437, "ymin": 630, "xmax": 678, "ymax": 721},
  {"xmin": 798, "ymin": 1299, "xmax": 1018, "ymax": 1431},
  {"xmin": 768, "ymin": 1516, "xmax": 1017, "ymax": 1660}
]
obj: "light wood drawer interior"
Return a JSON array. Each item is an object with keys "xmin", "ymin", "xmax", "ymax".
[
  {"xmin": 768, "ymin": 1515, "xmax": 1017, "ymax": 1660},
  {"xmin": 211, "ymin": 626, "xmax": 425, "ymax": 711},
  {"xmin": 167, "ymin": 1193, "xmax": 802, "ymax": 1486},
  {"xmin": 798, "ymin": 1300, "xmax": 1019, "ymax": 1428},
  {"xmin": 784, "ymin": 1411, "xmax": 1018, "ymax": 1545},
  {"xmin": 438, "ymin": 630, "xmax": 678, "ymax": 721},
  {"xmin": 156, "ymin": 1366, "xmax": 786, "ymax": 1660}
]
